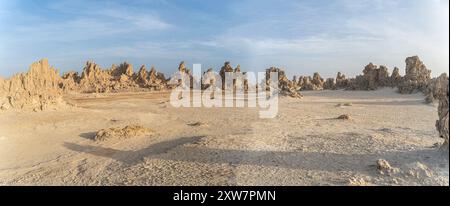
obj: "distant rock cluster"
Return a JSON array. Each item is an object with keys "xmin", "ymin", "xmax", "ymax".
[
  {"xmin": 346, "ymin": 63, "xmax": 396, "ymax": 90},
  {"xmin": 0, "ymin": 55, "xmax": 448, "ymax": 112},
  {"xmin": 294, "ymin": 72, "xmax": 325, "ymax": 91},
  {"xmin": 61, "ymin": 61, "xmax": 167, "ymax": 93},
  {"xmin": 292, "ymin": 56, "xmax": 434, "ymax": 94}
]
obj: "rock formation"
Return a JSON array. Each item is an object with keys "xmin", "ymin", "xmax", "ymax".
[
  {"xmin": 167, "ymin": 61, "xmax": 196, "ymax": 90},
  {"xmin": 424, "ymin": 77, "xmax": 438, "ymax": 103},
  {"xmin": 433, "ymin": 74, "xmax": 449, "ymax": 151},
  {"xmin": 390, "ymin": 67, "xmax": 402, "ymax": 87},
  {"xmin": 233, "ymin": 65, "xmax": 245, "ymax": 91},
  {"xmin": 377, "ymin": 65, "xmax": 390, "ymax": 87},
  {"xmin": 346, "ymin": 63, "xmax": 393, "ymax": 90},
  {"xmin": 0, "ymin": 59, "xmax": 67, "ymax": 111},
  {"xmin": 178, "ymin": 61, "xmax": 187, "ymax": 73},
  {"xmin": 296, "ymin": 76, "xmax": 311, "ymax": 90},
  {"xmin": 135, "ymin": 65, "xmax": 149, "ymax": 86},
  {"xmin": 149, "ymin": 66, "xmax": 167, "ymax": 90},
  {"xmin": 60, "ymin": 71, "xmax": 80, "ymax": 92},
  {"xmin": 311, "ymin": 72, "xmax": 325, "ymax": 90},
  {"xmin": 219, "ymin": 61, "xmax": 234, "ymax": 90},
  {"xmin": 335, "ymin": 72, "xmax": 349, "ymax": 89},
  {"xmin": 296, "ymin": 73, "xmax": 325, "ymax": 91},
  {"xmin": 398, "ymin": 56, "xmax": 431, "ymax": 94},
  {"xmin": 60, "ymin": 61, "xmax": 167, "ymax": 93},
  {"xmin": 362, "ymin": 63, "xmax": 379, "ymax": 90},
  {"xmin": 77, "ymin": 61, "xmax": 112, "ymax": 93},
  {"xmin": 1, "ymin": 56, "xmax": 441, "ymax": 111},
  {"xmin": 202, "ymin": 68, "xmax": 218, "ymax": 90},
  {"xmin": 266, "ymin": 67, "xmax": 302, "ymax": 98},
  {"xmin": 323, "ymin": 78, "xmax": 336, "ymax": 90}
]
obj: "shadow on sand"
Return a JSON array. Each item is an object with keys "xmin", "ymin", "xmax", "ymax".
[
  {"xmin": 79, "ymin": 132, "xmax": 97, "ymax": 140},
  {"xmin": 64, "ymin": 135, "xmax": 449, "ymax": 173}
]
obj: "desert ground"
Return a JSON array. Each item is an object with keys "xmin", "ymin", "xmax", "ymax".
[{"xmin": 0, "ymin": 88, "xmax": 448, "ymax": 186}]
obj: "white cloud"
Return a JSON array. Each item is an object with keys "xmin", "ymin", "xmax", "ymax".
[{"xmin": 195, "ymin": 0, "xmax": 449, "ymax": 77}]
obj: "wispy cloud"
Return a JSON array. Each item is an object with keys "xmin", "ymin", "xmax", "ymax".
[{"xmin": 6, "ymin": 6, "xmax": 172, "ymax": 43}]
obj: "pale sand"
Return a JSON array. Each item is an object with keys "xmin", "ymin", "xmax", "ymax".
[{"xmin": 0, "ymin": 88, "xmax": 448, "ymax": 185}]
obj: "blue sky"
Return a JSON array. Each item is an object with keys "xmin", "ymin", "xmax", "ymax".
[{"xmin": 0, "ymin": 0, "xmax": 448, "ymax": 78}]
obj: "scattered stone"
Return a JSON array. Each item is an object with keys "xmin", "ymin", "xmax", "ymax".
[
  {"xmin": 348, "ymin": 177, "xmax": 371, "ymax": 186},
  {"xmin": 406, "ymin": 162, "xmax": 434, "ymax": 179},
  {"xmin": 94, "ymin": 124, "xmax": 153, "ymax": 141},
  {"xmin": 337, "ymin": 114, "xmax": 351, "ymax": 120},
  {"xmin": 336, "ymin": 103, "xmax": 352, "ymax": 107},
  {"xmin": 187, "ymin": 122, "xmax": 205, "ymax": 127},
  {"xmin": 376, "ymin": 159, "xmax": 399, "ymax": 175}
]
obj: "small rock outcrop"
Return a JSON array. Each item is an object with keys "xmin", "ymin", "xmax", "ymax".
[
  {"xmin": 336, "ymin": 114, "xmax": 351, "ymax": 120},
  {"xmin": 376, "ymin": 159, "xmax": 399, "ymax": 175},
  {"xmin": 94, "ymin": 124, "xmax": 153, "ymax": 141},
  {"xmin": 60, "ymin": 61, "xmax": 167, "ymax": 93}
]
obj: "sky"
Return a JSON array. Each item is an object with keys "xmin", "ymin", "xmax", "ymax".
[{"xmin": 0, "ymin": 0, "xmax": 448, "ymax": 78}]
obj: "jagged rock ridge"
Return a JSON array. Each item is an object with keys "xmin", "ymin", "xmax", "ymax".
[{"xmin": 0, "ymin": 59, "xmax": 67, "ymax": 111}]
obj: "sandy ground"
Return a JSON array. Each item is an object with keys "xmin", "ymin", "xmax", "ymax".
[{"xmin": 0, "ymin": 88, "xmax": 448, "ymax": 186}]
